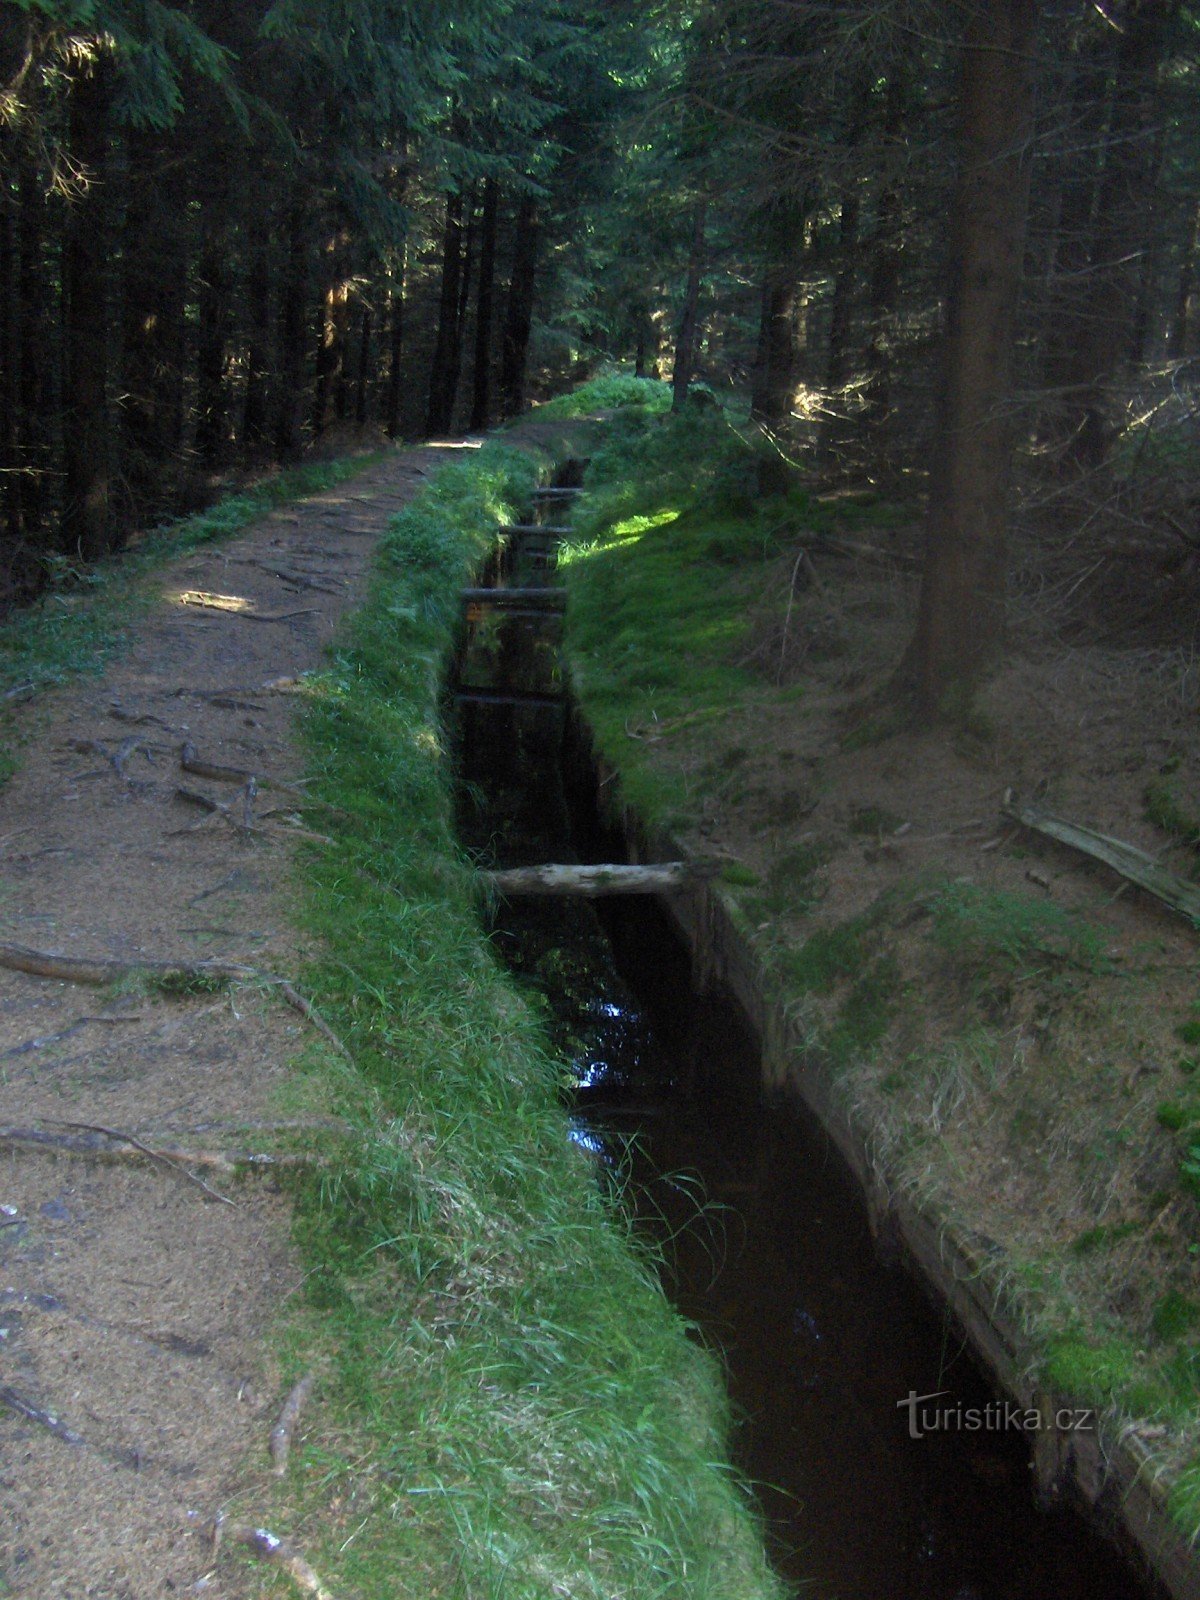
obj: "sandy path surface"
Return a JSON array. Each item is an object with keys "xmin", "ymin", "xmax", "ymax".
[{"xmin": 0, "ymin": 444, "xmax": 463, "ymax": 1599}]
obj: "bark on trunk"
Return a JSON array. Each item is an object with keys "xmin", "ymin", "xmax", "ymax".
[
  {"xmin": 499, "ymin": 193, "xmax": 539, "ymax": 419},
  {"xmin": 896, "ymin": 0, "xmax": 1037, "ymax": 716},
  {"xmin": 354, "ymin": 306, "xmax": 372, "ymax": 428},
  {"xmin": 1168, "ymin": 201, "xmax": 1199, "ymax": 358},
  {"xmin": 385, "ymin": 246, "xmax": 406, "ymax": 439},
  {"xmin": 242, "ymin": 235, "xmax": 274, "ymax": 454},
  {"xmin": 749, "ymin": 263, "xmax": 801, "ymax": 428},
  {"xmin": 313, "ymin": 232, "xmax": 350, "ymax": 438},
  {"xmin": 120, "ymin": 132, "xmax": 189, "ymax": 511},
  {"xmin": 0, "ymin": 169, "xmax": 18, "ymax": 545},
  {"xmin": 671, "ymin": 201, "xmax": 707, "ymax": 412},
  {"xmin": 193, "ymin": 229, "xmax": 229, "ymax": 466},
  {"xmin": 469, "ymin": 178, "xmax": 498, "ymax": 432},
  {"xmin": 425, "ymin": 189, "xmax": 465, "ymax": 435},
  {"xmin": 16, "ymin": 155, "xmax": 47, "ymax": 537},
  {"xmin": 826, "ymin": 188, "xmax": 860, "ymax": 395},
  {"xmin": 1054, "ymin": 0, "xmax": 1173, "ymax": 469},
  {"xmin": 62, "ymin": 66, "xmax": 113, "ymax": 560},
  {"xmin": 275, "ymin": 189, "xmax": 310, "ymax": 462}
]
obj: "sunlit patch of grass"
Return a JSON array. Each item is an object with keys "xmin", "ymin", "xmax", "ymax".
[
  {"xmin": 533, "ymin": 371, "xmax": 674, "ymax": 420},
  {"xmin": 266, "ymin": 441, "xmax": 785, "ymax": 1600}
]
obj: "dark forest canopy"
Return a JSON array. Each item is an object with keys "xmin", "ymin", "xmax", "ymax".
[{"xmin": 0, "ymin": 0, "xmax": 1196, "ymax": 708}]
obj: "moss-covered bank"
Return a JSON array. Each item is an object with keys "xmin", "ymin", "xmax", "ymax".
[
  {"xmin": 255, "ymin": 435, "xmax": 784, "ymax": 1598},
  {"xmin": 556, "ymin": 384, "xmax": 1200, "ymax": 1568}
]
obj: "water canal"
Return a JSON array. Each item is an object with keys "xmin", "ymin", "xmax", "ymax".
[{"xmin": 450, "ymin": 476, "xmax": 1159, "ymax": 1600}]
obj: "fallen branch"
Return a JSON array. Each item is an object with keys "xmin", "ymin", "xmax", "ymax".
[
  {"xmin": 275, "ymin": 981, "xmax": 348, "ymax": 1055},
  {"xmin": 215, "ymin": 1519, "xmax": 337, "ymax": 1600},
  {"xmin": 0, "ymin": 944, "xmax": 349, "ymax": 1056},
  {"xmin": 178, "ymin": 591, "xmax": 319, "ymax": 624},
  {"xmin": 0, "ymin": 1125, "xmax": 320, "ymax": 1176},
  {"xmin": 1001, "ymin": 795, "xmax": 1200, "ymax": 928},
  {"xmin": 0, "ymin": 1384, "xmax": 85, "ymax": 1446},
  {"xmin": 41, "ymin": 1119, "xmax": 236, "ymax": 1205},
  {"xmin": 483, "ymin": 861, "xmax": 715, "ymax": 897},
  {"xmin": 270, "ymin": 1374, "xmax": 315, "ymax": 1474}
]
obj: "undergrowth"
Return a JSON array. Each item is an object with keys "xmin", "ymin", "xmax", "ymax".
[
  {"xmin": 554, "ymin": 384, "xmax": 1200, "ymax": 1544},
  {"xmin": 274, "ymin": 439, "xmax": 784, "ymax": 1599},
  {"xmin": 532, "ymin": 369, "xmax": 673, "ymax": 420}
]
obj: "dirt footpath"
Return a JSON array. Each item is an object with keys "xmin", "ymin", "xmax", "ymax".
[{"xmin": 0, "ymin": 444, "xmax": 461, "ymax": 1599}]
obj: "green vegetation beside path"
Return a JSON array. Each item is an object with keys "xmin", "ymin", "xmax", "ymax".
[
  {"xmin": 262, "ymin": 436, "xmax": 784, "ymax": 1598},
  {"xmin": 558, "ymin": 384, "xmax": 1200, "ymax": 1548}
]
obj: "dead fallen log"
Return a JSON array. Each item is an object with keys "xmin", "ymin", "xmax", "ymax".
[
  {"xmin": 483, "ymin": 861, "xmax": 714, "ymax": 897},
  {"xmin": 270, "ymin": 1374, "xmax": 315, "ymax": 1475},
  {"xmin": 460, "ymin": 586, "xmax": 567, "ymax": 610},
  {"xmin": 178, "ymin": 591, "xmax": 320, "ymax": 624},
  {"xmin": 1001, "ymin": 796, "xmax": 1200, "ymax": 927},
  {"xmin": 499, "ymin": 524, "xmax": 573, "ymax": 537},
  {"xmin": 0, "ymin": 944, "xmax": 350, "ymax": 1056}
]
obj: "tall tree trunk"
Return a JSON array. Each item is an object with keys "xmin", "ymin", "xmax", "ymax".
[
  {"xmin": 499, "ymin": 193, "xmax": 539, "ymax": 420},
  {"xmin": 469, "ymin": 178, "xmax": 498, "ymax": 432},
  {"xmin": 1056, "ymin": 0, "xmax": 1173, "ymax": 469},
  {"xmin": 897, "ymin": 0, "xmax": 1037, "ymax": 716},
  {"xmin": 426, "ymin": 189, "xmax": 465, "ymax": 435},
  {"xmin": 194, "ymin": 216, "xmax": 230, "ymax": 467},
  {"xmin": 0, "ymin": 167, "xmax": 18, "ymax": 547},
  {"xmin": 385, "ymin": 245, "xmax": 406, "ymax": 439},
  {"xmin": 860, "ymin": 182, "xmax": 901, "ymax": 434},
  {"xmin": 354, "ymin": 305, "xmax": 372, "ymax": 428},
  {"xmin": 242, "ymin": 233, "xmax": 273, "ymax": 454},
  {"xmin": 16, "ymin": 154, "xmax": 48, "ymax": 537},
  {"xmin": 671, "ymin": 201, "xmax": 707, "ymax": 412},
  {"xmin": 1168, "ymin": 200, "xmax": 1199, "ymax": 358},
  {"xmin": 275, "ymin": 189, "xmax": 310, "ymax": 463},
  {"xmin": 826, "ymin": 188, "xmax": 860, "ymax": 395},
  {"xmin": 749, "ymin": 263, "xmax": 800, "ymax": 428},
  {"xmin": 120, "ymin": 132, "xmax": 188, "ymax": 516},
  {"xmin": 314, "ymin": 231, "xmax": 350, "ymax": 438},
  {"xmin": 62, "ymin": 65, "xmax": 113, "ymax": 560}
]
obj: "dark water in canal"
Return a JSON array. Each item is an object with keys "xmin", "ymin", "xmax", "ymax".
[{"xmin": 452, "ymin": 487, "xmax": 1159, "ymax": 1600}]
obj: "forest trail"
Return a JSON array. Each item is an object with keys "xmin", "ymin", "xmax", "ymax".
[{"xmin": 0, "ymin": 440, "xmax": 479, "ymax": 1599}]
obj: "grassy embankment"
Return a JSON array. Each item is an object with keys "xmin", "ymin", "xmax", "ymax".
[
  {"xmin": 556, "ymin": 380, "xmax": 1200, "ymax": 1537},
  {"xmin": 241, "ymin": 434, "xmax": 785, "ymax": 1598}
]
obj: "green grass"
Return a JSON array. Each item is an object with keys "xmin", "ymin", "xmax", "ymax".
[
  {"xmin": 263, "ymin": 440, "xmax": 785, "ymax": 1599},
  {"xmin": 926, "ymin": 881, "xmax": 1107, "ymax": 993},
  {"xmin": 534, "ymin": 370, "xmax": 674, "ymax": 420}
]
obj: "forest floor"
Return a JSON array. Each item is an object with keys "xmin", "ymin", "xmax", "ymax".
[
  {"xmin": 561, "ymin": 399, "xmax": 1200, "ymax": 1543},
  {"xmin": 0, "ymin": 438, "xmax": 472, "ymax": 1599}
]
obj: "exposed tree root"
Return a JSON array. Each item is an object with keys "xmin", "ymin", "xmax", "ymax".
[
  {"xmin": 270, "ymin": 1373, "xmax": 315, "ymax": 1474},
  {"xmin": 0, "ymin": 1385, "xmax": 85, "ymax": 1447},
  {"xmin": 214, "ymin": 1516, "xmax": 337, "ymax": 1600},
  {"xmin": 180, "ymin": 741, "xmax": 303, "ymax": 796},
  {"xmin": 39, "ymin": 1120, "xmax": 237, "ymax": 1205},
  {"xmin": 0, "ymin": 1124, "xmax": 321, "ymax": 1179},
  {"xmin": 0, "ymin": 942, "xmax": 350, "ymax": 1056}
]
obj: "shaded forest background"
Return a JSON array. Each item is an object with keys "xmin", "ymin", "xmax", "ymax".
[{"xmin": 0, "ymin": 0, "xmax": 1197, "ymax": 670}]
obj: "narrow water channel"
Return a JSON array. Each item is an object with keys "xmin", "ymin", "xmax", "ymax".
[{"xmin": 451, "ymin": 486, "xmax": 1161, "ymax": 1600}]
